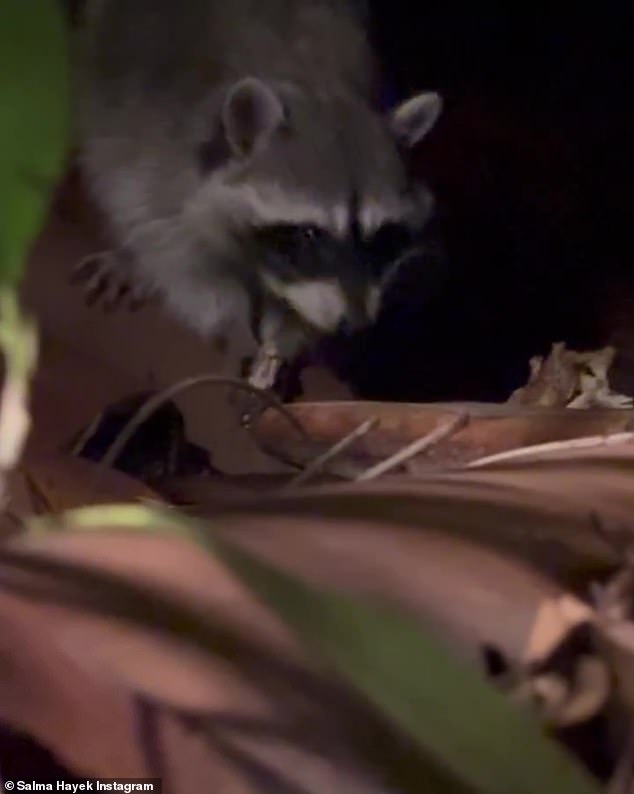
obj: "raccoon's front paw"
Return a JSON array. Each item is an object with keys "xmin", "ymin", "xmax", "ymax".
[
  {"xmin": 247, "ymin": 346, "xmax": 285, "ymax": 392},
  {"xmin": 240, "ymin": 352, "xmax": 305, "ymax": 401},
  {"xmin": 233, "ymin": 349, "xmax": 283, "ymax": 428},
  {"xmin": 71, "ymin": 250, "xmax": 154, "ymax": 312}
]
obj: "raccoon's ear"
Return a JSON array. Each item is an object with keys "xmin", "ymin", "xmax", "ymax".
[
  {"xmin": 388, "ymin": 91, "xmax": 442, "ymax": 148},
  {"xmin": 222, "ymin": 78, "xmax": 286, "ymax": 157}
]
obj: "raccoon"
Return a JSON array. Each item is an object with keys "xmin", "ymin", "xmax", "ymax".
[{"xmin": 73, "ymin": 0, "xmax": 442, "ymax": 388}]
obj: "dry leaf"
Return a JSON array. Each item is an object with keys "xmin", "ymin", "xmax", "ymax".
[
  {"xmin": 507, "ymin": 343, "xmax": 632, "ymax": 409},
  {"xmin": 15, "ymin": 451, "xmax": 161, "ymax": 513},
  {"xmin": 0, "ymin": 535, "xmax": 443, "ymax": 794},
  {"xmin": 252, "ymin": 400, "xmax": 634, "ymax": 472},
  {"xmin": 0, "ymin": 590, "xmax": 150, "ymax": 776},
  {"xmin": 524, "ymin": 595, "xmax": 595, "ymax": 664}
]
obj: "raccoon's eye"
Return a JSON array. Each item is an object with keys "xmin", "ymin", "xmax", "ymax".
[
  {"xmin": 298, "ymin": 225, "xmax": 322, "ymax": 242},
  {"xmin": 293, "ymin": 225, "xmax": 328, "ymax": 249}
]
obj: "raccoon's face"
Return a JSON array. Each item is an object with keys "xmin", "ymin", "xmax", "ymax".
[
  {"xmin": 249, "ymin": 217, "xmax": 422, "ymax": 335},
  {"xmin": 192, "ymin": 77, "xmax": 442, "ymax": 342}
]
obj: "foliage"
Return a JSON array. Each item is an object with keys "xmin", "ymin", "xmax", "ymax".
[
  {"xmin": 0, "ymin": 0, "xmax": 70, "ymax": 285},
  {"xmin": 0, "ymin": 5, "xmax": 614, "ymax": 793}
]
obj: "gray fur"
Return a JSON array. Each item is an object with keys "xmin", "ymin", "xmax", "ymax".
[{"xmin": 75, "ymin": 0, "xmax": 442, "ymax": 358}]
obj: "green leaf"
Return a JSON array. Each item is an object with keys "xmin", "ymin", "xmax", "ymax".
[
  {"xmin": 28, "ymin": 505, "xmax": 603, "ymax": 794},
  {"xmin": 0, "ymin": 0, "xmax": 70, "ymax": 284}
]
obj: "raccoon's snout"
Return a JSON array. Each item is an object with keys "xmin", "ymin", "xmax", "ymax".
[
  {"xmin": 259, "ymin": 271, "xmax": 385, "ymax": 338},
  {"xmin": 336, "ymin": 286, "xmax": 381, "ymax": 335},
  {"xmin": 261, "ymin": 273, "xmax": 348, "ymax": 332}
]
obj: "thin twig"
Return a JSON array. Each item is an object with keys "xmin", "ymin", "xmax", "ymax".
[
  {"xmin": 68, "ymin": 407, "xmax": 106, "ymax": 456},
  {"xmin": 355, "ymin": 412, "xmax": 469, "ymax": 482},
  {"xmin": 99, "ymin": 375, "xmax": 308, "ymax": 470},
  {"xmin": 467, "ymin": 431, "xmax": 634, "ymax": 469},
  {"xmin": 286, "ymin": 417, "xmax": 379, "ymax": 488}
]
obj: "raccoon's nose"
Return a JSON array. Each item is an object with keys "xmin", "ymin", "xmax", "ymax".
[{"xmin": 337, "ymin": 305, "xmax": 371, "ymax": 335}]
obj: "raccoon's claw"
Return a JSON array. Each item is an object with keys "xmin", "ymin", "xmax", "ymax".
[{"xmin": 71, "ymin": 250, "xmax": 152, "ymax": 312}]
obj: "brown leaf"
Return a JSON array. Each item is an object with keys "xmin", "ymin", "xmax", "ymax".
[
  {"xmin": 156, "ymin": 472, "xmax": 343, "ymax": 509},
  {"xmin": 252, "ymin": 400, "xmax": 634, "ymax": 471},
  {"xmin": 0, "ymin": 590, "xmax": 149, "ymax": 776},
  {"xmin": 6, "ymin": 431, "xmax": 634, "ymax": 790},
  {"xmin": 8, "ymin": 451, "xmax": 161, "ymax": 517},
  {"xmin": 11, "ymin": 508, "xmax": 566, "ymax": 668},
  {"xmin": 206, "ymin": 478, "xmax": 620, "ymax": 587},
  {"xmin": 2, "ymin": 532, "xmax": 301, "ymax": 711},
  {"xmin": 506, "ymin": 342, "xmax": 631, "ymax": 409},
  {"xmin": 155, "ymin": 443, "xmax": 634, "ymax": 655},
  {"xmin": 0, "ymin": 535, "xmax": 445, "ymax": 794}
]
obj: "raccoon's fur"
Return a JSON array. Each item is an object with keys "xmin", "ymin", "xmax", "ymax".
[{"xmin": 75, "ymin": 0, "xmax": 442, "ymax": 365}]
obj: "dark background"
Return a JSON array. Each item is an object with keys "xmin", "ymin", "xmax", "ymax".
[{"xmin": 325, "ymin": 0, "xmax": 634, "ymax": 402}]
